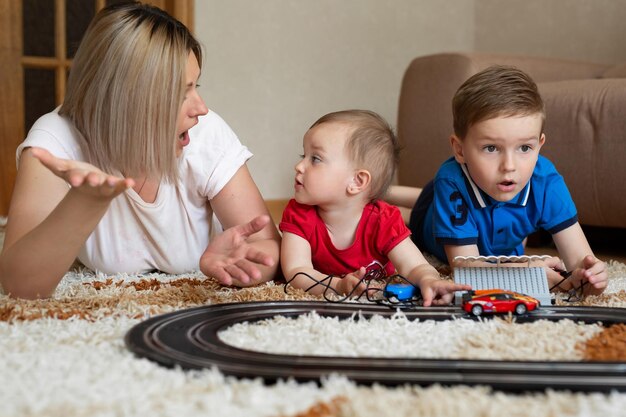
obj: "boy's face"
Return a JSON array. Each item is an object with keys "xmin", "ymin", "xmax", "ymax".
[
  {"xmin": 451, "ymin": 113, "xmax": 545, "ymax": 202},
  {"xmin": 293, "ymin": 122, "xmax": 356, "ymax": 206}
]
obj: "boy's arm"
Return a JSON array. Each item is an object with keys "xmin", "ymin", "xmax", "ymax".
[
  {"xmin": 444, "ymin": 244, "xmax": 480, "ymax": 267},
  {"xmin": 384, "ymin": 185, "xmax": 422, "ymax": 225},
  {"xmin": 552, "ymin": 222, "xmax": 607, "ymax": 295},
  {"xmin": 280, "ymin": 232, "xmax": 367, "ymax": 296},
  {"xmin": 389, "ymin": 238, "xmax": 470, "ymax": 306},
  {"xmin": 444, "ymin": 243, "xmax": 565, "ymax": 285}
]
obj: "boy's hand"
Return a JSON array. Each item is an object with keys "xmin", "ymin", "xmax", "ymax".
[
  {"xmin": 551, "ymin": 222, "xmax": 607, "ymax": 296},
  {"xmin": 572, "ymin": 255, "xmax": 607, "ymax": 295},
  {"xmin": 420, "ymin": 277, "xmax": 471, "ymax": 307},
  {"xmin": 539, "ymin": 256, "xmax": 570, "ymax": 286}
]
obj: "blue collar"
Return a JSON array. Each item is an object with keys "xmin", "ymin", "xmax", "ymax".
[{"xmin": 460, "ymin": 163, "xmax": 531, "ymax": 209}]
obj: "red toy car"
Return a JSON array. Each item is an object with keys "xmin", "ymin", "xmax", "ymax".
[{"xmin": 462, "ymin": 289, "xmax": 539, "ymax": 316}]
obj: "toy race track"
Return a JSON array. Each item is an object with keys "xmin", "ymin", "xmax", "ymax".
[{"xmin": 125, "ymin": 301, "xmax": 626, "ymax": 393}]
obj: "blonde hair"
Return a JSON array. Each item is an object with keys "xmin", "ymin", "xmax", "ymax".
[
  {"xmin": 310, "ymin": 110, "xmax": 400, "ymax": 201},
  {"xmin": 452, "ymin": 66, "xmax": 545, "ymax": 139},
  {"xmin": 59, "ymin": 2, "xmax": 202, "ymax": 181}
]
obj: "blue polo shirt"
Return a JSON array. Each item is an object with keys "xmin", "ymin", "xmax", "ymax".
[{"xmin": 418, "ymin": 156, "xmax": 578, "ymax": 262}]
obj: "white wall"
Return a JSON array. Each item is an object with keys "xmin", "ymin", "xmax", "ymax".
[
  {"xmin": 195, "ymin": 0, "xmax": 474, "ymax": 199},
  {"xmin": 475, "ymin": 0, "xmax": 626, "ymax": 64},
  {"xmin": 195, "ymin": 0, "xmax": 626, "ymax": 200}
]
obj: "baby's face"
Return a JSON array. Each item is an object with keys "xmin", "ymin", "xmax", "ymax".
[
  {"xmin": 452, "ymin": 113, "xmax": 545, "ymax": 202},
  {"xmin": 293, "ymin": 122, "xmax": 356, "ymax": 206}
]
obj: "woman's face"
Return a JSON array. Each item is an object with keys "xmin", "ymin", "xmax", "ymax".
[{"xmin": 176, "ymin": 52, "xmax": 208, "ymax": 156}]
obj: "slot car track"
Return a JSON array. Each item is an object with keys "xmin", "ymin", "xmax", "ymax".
[{"xmin": 125, "ymin": 301, "xmax": 626, "ymax": 393}]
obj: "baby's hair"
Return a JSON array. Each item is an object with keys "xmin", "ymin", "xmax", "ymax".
[
  {"xmin": 310, "ymin": 110, "xmax": 400, "ymax": 200},
  {"xmin": 452, "ymin": 65, "xmax": 545, "ymax": 139},
  {"xmin": 60, "ymin": 2, "xmax": 201, "ymax": 182}
]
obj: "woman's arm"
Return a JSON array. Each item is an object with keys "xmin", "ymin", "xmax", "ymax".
[
  {"xmin": 0, "ymin": 148, "xmax": 132, "ymax": 299},
  {"xmin": 202, "ymin": 164, "xmax": 281, "ymax": 287}
]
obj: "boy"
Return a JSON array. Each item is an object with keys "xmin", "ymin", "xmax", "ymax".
[
  {"xmin": 279, "ymin": 110, "xmax": 470, "ymax": 306},
  {"xmin": 387, "ymin": 66, "xmax": 607, "ymax": 295}
]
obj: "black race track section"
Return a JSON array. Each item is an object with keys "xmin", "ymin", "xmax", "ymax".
[{"xmin": 125, "ymin": 301, "xmax": 626, "ymax": 392}]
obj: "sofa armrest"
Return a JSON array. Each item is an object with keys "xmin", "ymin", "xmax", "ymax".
[
  {"xmin": 447, "ymin": 53, "xmax": 609, "ymax": 83},
  {"xmin": 540, "ymin": 78, "xmax": 626, "ymax": 227}
]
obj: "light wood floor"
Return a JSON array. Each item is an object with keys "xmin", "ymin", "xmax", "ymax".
[{"xmin": 266, "ymin": 199, "xmax": 290, "ymax": 226}]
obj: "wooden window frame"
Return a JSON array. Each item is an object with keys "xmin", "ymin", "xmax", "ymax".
[{"xmin": 0, "ymin": 0, "xmax": 194, "ymax": 216}]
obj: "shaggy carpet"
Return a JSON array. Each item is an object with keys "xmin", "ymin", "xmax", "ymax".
[{"xmin": 2, "ymin": 219, "xmax": 626, "ymax": 417}]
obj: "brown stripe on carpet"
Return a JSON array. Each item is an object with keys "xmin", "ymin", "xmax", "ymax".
[
  {"xmin": 583, "ymin": 323, "xmax": 626, "ymax": 361},
  {"xmin": 0, "ymin": 278, "xmax": 322, "ymax": 322},
  {"xmin": 292, "ymin": 396, "xmax": 347, "ymax": 417}
]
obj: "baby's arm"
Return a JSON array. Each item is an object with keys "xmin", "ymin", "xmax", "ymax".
[
  {"xmin": 552, "ymin": 222, "xmax": 607, "ymax": 295},
  {"xmin": 280, "ymin": 232, "xmax": 367, "ymax": 296},
  {"xmin": 389, "ymin": 238, "xmax": 470, "ymax": 306}
]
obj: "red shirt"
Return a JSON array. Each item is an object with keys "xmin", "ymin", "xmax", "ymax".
[{"xmin": 279, "ymin": 199, "xmax": 410, "ymax": 276}]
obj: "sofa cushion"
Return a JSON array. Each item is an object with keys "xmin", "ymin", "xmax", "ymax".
[
  {"xmin": 601, "ymin": 63, "xmax": 626, "ymax": 79},
  {"xmin": 538, "ymin": 78, "xmax": 626, "ymax": 226}
]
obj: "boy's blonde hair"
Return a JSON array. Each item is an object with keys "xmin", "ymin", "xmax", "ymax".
[
  {"xmin": 60, "ymin": 2, "xmax": 202, "ymax": 181},
  {"xmin": 310, "ymin": 110, "xmax": 400, "ymax": 201},
  {"xmin": 452, "ymin": 66, "xmax": 545, "ymax": 139}
]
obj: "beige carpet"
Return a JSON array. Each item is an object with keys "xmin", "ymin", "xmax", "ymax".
[{"xmin": 2, "ymin": 220, "xmax": 626, "ymax": 416}]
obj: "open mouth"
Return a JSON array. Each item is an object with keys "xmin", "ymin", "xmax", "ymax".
[
  {"xmin": 178, "ymin": 131, "xmax": 190, "ymax": 147},
  {"xmin": 498, "ymin": 180, "xmax": 516, "ymax": 192}
]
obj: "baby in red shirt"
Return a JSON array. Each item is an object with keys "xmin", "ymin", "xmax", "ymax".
[{"xmin": 279, "ymin": 110, "xmax": 469, "ymax": 305}]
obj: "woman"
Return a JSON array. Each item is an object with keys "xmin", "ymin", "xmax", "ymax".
[{"xmin": 0, "ymin": 2, "xmax": 280, "ymax": 299}]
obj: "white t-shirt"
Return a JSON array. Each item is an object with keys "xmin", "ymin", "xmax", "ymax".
[{"xmin": 17, "ymin": 109, "xmax": 253, "ymax": 275}]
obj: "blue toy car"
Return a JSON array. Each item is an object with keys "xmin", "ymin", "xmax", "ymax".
[{"xmin": 383, "ymin": 283, "xmax": 419, "ymax": 301}]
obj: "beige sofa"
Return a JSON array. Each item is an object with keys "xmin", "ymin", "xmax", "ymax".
[{"xmin": 396, "ymin": 52, "xmax": 626, "ymax": 229}]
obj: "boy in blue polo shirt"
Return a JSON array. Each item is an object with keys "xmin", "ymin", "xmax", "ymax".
[{"xmin": 387, "ymin": 66, "xmax": 607, "ymax": 295}]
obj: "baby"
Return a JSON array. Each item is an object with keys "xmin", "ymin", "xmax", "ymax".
[{"xmin": 279, "ymin": 110, "xmax": 469, "ymax": 306}]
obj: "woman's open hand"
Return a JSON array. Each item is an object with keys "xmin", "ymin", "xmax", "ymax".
[
  {"xmin": 199, "ymin": 215, "xmax": 276, "ymax": 286},
  {"xmin": 31, "ymin": 147, "xmax": 133, "ymax": 200}
]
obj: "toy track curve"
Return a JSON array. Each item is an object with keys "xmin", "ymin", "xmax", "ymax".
[{"xmin": 125, "ymin": 301, "xmax": 626, "ymax": 392}]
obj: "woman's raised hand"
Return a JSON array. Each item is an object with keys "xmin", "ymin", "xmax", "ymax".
[{"xmin": 30, "ymin": 147, "xmax": 134, "ymax": 199}]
